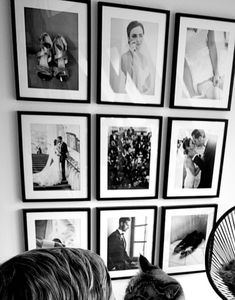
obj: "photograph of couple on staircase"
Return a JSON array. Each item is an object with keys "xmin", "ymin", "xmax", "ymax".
[
  {"xmin": 33, "ymin": 136, "xmax": 70, "ymax": 190},
  {"xmin": 18, "ymin": 111, "xmax": 90, "ymax": 201},
  {"xmin": 32, "ymin": 126, "xmax": 80, "ymax": 192}
]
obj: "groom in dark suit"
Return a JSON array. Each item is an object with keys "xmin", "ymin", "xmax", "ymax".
[
  {"xmin": 108, "ymin": 217, "xmax": 136, "ymax": 271},
  {"xmin": 57, "ymin": 136, "xmax": 68, "ymax": 182},
  {"xmin": 191, "ymin": 129, "xmax": 217, "ymax": 188}
]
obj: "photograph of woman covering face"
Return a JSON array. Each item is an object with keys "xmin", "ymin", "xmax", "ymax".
[
  {"xmin": 120, "ymin": 21, "xmax": 151, "ymax": 94},
  {"xmin": 110, "ymin": 18, "xmax": 158, "ymax": 96}
]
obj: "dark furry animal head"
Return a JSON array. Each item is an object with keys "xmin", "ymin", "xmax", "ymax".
[
  {"xmin": 124, "ymin": 255, "xmax": 184, "ymax": 300},
  {"xmin": 219, "ymin": 259, "xmax": 235, "ymax": 296}
]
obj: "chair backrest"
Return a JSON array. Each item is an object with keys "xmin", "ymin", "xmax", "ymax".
[{"xmin": 205, "ymin": 206, "xmax": 235, "ymax": 300}]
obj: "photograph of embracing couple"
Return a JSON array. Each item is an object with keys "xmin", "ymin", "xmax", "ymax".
[
  {"xmin": 31, "ymin": 123, "xmax": 80, "ymax": 191},
  {"xmin": 176, "ymin": 128, "xmax": 217, "ymax": 189},
  {"xmin": 33, "ymin": 136, "xmax": 69, "ymax": 189},
  {"xmin": 164, "ymin": 118, "xmax": 227, "ymax": 198}
]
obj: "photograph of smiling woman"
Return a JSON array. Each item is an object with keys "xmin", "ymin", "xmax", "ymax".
[
  {"xmin": 120, "ymin": 21, "xmax": 152, "ymax": 94},
  {"xmin": 109, "ymin": 18, "xmax": 157, "ymax": 96}
]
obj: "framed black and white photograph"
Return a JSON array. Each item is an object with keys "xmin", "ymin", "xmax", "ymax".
[
  {"xmin": 159, "ymin": 204, "xmax": 217, "ymax": 275},
  {"xmin": 163, "ymin": 117, "xmax": 228, "ymax": 199},
  {"xmin": 23, "ymin": 208, "xmax": 90, "ymax": 250},
  {"xmin": 170, "ymin": 13, "xmax": 235, "ymax": 110},
  {"xmin": 97, "ymin": 114, "xmax": 162, "ymax": 200},
  {"xmin": 97, "ymin": 2, "xmax": 169, "ymax": 106},
  {"xmin": 97, "ymin": 206, "xmax": 157, "ymax": 279},
  {"xmin": 18, "ymin": 111, "xmax": 90, "ymax": 201},
  {"xmin": 11, "ymin": 0, "xmax": 90, "ymax": 102}
]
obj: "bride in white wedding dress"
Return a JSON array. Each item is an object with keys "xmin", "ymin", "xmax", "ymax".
[
  {"xmin": 182, "ymin": 137, "xmax": 201, "ymax": 188},
  {"xmin": 33, "ymin": 139, "xmax": 62, "ymax": 187}
]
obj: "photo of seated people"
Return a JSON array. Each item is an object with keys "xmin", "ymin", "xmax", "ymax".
[{"xmin": 108, "ymin": 126, "xmax": 152, "ymax": 190}]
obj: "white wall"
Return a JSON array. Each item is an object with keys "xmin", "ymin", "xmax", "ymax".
[{"xmin": 0, "ymin": 0, "xmax": 235, "ymax": 299}]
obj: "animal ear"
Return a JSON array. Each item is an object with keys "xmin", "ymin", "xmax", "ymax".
[
  {"xmin": 139, "ymin": 255, "xmax": 156, "ymax": 273},
  {"xmin": 164, "ymin": 284, "xmax": 183, "ymax": 300}
]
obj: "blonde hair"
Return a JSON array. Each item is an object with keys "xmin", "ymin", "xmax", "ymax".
[{"xmin": 0, "ymin": 248, "xmax": 114, "ymax": 300}]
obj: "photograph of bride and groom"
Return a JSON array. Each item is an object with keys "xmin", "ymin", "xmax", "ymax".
[
  {"xmin": 18, "ymin": 112, "xmax": 89, "ymax": 201},
  {"xmin": 163, "ymin": 118, "xmax": 227, "ymax": 199},
  {"xmin": 176, "ymin": 128, "xmax": 216, "ymax": 190},
  {"xmin": 31, "ymin": 123, "xmax": 80, "ymax": 192}
]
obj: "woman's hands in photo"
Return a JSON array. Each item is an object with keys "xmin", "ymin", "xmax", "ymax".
[
  {"xmin": 192, "ymin": 94, "xmax": 206, "ymax": 99},
  {"xmin": 212, "ymin": 74, "xmax": 223, "ymax": 87},
  {"xmin": 129, "ymin": 40, "xmax": 137, "ymax": 53}
]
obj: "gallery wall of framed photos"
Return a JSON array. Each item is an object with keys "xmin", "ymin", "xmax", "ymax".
[{"xmin": 1, "ymin": 0, "xmax": 235, "ymax": 298}]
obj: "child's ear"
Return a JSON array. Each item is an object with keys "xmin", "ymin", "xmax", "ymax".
[{"xmin": 139, "ymin": 255, "xmax": 156, "ymax": 273}]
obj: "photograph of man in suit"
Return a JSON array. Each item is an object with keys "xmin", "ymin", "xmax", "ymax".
[
  {"xmin": 57, "ymin": 136, "xmax": 68, "ymax": 183},
  {"xmin": 107, "ymin": 217, "xmax": 137, "ymax": 271},
  {"xmin": 191, "ymin": 129, "xmax": 217, "ymax": 188}
]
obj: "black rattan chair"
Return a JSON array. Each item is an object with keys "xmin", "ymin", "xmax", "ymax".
[{"xmin": 205, "ymin": 206, "xmax": 235, "ymax": 300}]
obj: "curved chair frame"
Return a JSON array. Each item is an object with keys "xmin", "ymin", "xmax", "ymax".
[{"xmin": 205, "ymin": 206, "xmax": 235, "ymax": 300}]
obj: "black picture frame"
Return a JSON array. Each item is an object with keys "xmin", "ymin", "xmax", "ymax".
[
  {"xmin": 170, "ymin": 13, "xmax": 235, "ymax": 110},
  {"xmin": 23, "ymin": 208, "xmax": 91, "ymax": 250},
  {"xmin": 163, "ymin": 117, "xmax": 228, "ymax": 199},
  {"xmin": 159, "ymin": 204, "xmax": 218, "ymax": 275},
  {"xmin": 18, "ymin": 111, "xmax": 90, "ymax": 201},
  {"xmin": 97, "ymin": 2, "xmax": 169, "ymax": 106},
  {"xmin": 96, "ymin": 206, "xmax": 157, "ymax": 279},
  {"xmin": 96, "ymin": 114, "xmax": 162, "ymax": 200},
  {"xmin": 11, "ymin": 0, "xmax": 90, "ymax": 102}
]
